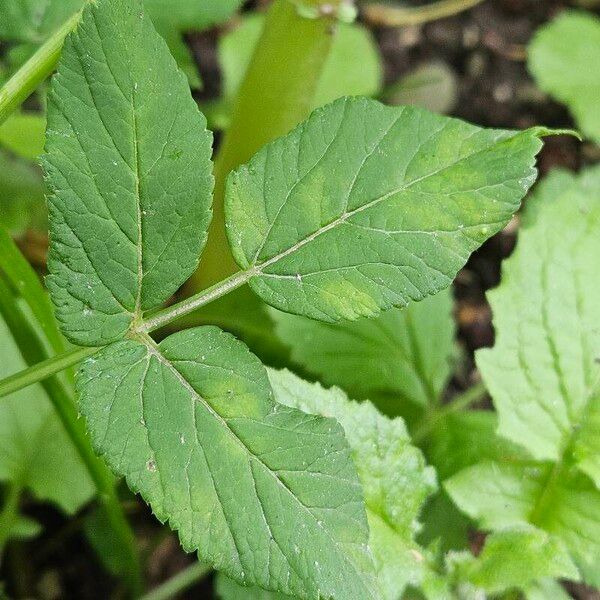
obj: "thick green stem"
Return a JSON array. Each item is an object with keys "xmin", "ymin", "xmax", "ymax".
[
  {"xmin": 412, "ymin": 382, "xmax": 487, "ymax": 444},
  {"xmin": 138, "ymin": 562, "xmax": 211, "ymax": 600},
  {"xmin": 192, "ymin": 0, "xmax": 342, "ymax": 288},
  {"xmin": 0, "ymin": 11, "xmax": 82, "ymax": 126},
  {"xmin": 0, "ymin": 282, "xmax": 142, "ymax": 595},
  {"xmin": 142, "ymin": 270, "xmax": 251, "ymax": 333}
]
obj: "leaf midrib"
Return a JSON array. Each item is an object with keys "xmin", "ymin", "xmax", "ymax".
[
  {"xmin": 131, "ymin": 80, "xmax": 143, "ymax": 319},
  {"xmin": 253, "ymin": 130, "xmax": 520, "ymax": 272},
  {"xmin": 527, "ymin": 232, "xmax": 600, "ymax": 524}
]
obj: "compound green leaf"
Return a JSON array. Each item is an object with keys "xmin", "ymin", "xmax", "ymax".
[
  {"xmin": 226, "ymin": 97, "xmax": 552, "ymax": 323},
  {"xmin": 45, "ymin": 0, "xmax": 213, "ymax": 346},
  {"xmin": 529, "ymin": 11, "xmax": 600, "ymax": 144},
  {"xmin": 446, "ymin": 461, "xmax": 599, "ymax": 585},
  {"xmin": 272, "ymin": 288, "xmax": 454, "ymax": 408},
  {"xmin": 0, "ymin": 315, "xmax": 94, "ymax": 516},
  {"xmin": 476, "ymin": 166, "xmax": 600, "ymax": 481},
  {"xmin": 451, "ymin": 525, "xmax": 579, "ymax": 594},
  {"xmin": 268, "ymin": 369, "xmax": 437, "ymax": 599},
  {"xmin": 78, "ymin": 327, "xmax": 377, "ymax": 600}
]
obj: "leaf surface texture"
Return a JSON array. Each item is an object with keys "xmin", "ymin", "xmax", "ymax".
[{"xmin": 267, "ymin": 369, "xmax": 437, "ymax": 599}]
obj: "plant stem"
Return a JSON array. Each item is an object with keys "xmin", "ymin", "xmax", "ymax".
[
  {"xmin": 0, "ymin": 270, "xmax": 252, "ymax": 395},
  {"xmin": 0, "ymin": 10, "xmax": 82, "ymax": 126},
  {"xmin": 0, "ymin": 227, "xmax": 65, "ymax": 355},
  {"xmin": 412, "ymin": 381, "xmax": 487, "ymax": 443},
  {"xmin": 362, "ymin": 0, "xmax": 484, "ymax": 27},
  {"xmin": 192, "ymin": 0, "xmax": 342, "ymax": 288},
  {"xmin": 138, "ymin": 562, "xmax": 211, "ymax": 600},
  {"xmin": 0, "ymin": 346, "xmax": 97, "ymax": 398},
  {"xmin": 141, "ymin": 270, "xmax": 252, "ymax": 333},
  {"xmin": 44, "ymin": 378, "xmax": 143, "ymax": 596},
  {"xmin": 0, "ymin": 482, "xmax": 22, "ymax": 557},
  {"xmin": 0, "ymin": 282, "xmax": 142, "ymax": 595}
]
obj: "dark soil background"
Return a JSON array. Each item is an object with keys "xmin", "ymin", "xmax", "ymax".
[{"xmin": 4, "ymin": 1, "xmax": 600, "ymax": 598}]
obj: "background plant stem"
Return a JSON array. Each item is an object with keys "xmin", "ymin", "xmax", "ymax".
[
  {"xmin": 0, "ymin": 281, "xmax": 142, "ymax": 595},
  {"xmin": 0, "ymin": 10, "xmax": 82, "ymax": 126},
  {"xmin": 139, "ymin": 562, "xmax": 211, "ymax": 600},
  {"xmin": 362, "ymin": 0, "xmax": 485, "ymax": 27},
  {"xmin": 190, "ymin": 0, "xmax": 343, "ymax": 289},
  {"xmin": 0, "ymin": 228, "xmax": 65, "ymax": 355}
]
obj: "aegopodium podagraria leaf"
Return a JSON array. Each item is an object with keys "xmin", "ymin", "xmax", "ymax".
[
  {"xmin": 447, "ymin": 166, "xmax": 600, "ymax": 586},
  {"xmin": 225, "ymin": 96, "xmax": 558, "ymax": 323},
  {"xmin": 78, "ymin": 328, "xmax": 377, "ymax": 600},
  {"xmin": 44, "ymin": 0, "xmax": 214, "ymax": 347}
]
